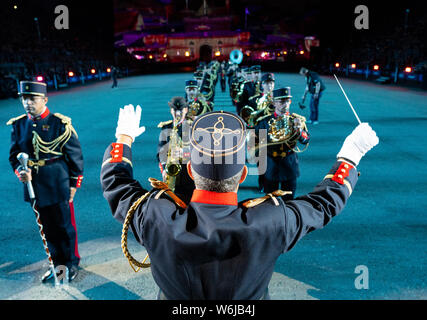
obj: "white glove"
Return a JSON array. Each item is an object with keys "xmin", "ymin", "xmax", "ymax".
[
  {"xmin": 337, "ymin": 123, "xmax": 379, "ymax": 166},
  {"xmin": 115, "ymin": 104, "xmax": 146, "ymax": 142}
]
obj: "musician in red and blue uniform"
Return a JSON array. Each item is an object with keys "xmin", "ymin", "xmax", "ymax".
[
  {"xmin": 253, "ymin": 87, "xmax": 310, "ymax": 197},
  {"xmin": 100, "ymin": 105, "xmax": 378, "ymax": 299},
  {"xmin": 8, "ymin": 81, "xmax": 84, "ymax": 282}
]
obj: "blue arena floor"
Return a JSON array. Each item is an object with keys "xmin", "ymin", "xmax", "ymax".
[{"xmin": 0, "ymin": 73, "xmax": 426, "ymax": 299}]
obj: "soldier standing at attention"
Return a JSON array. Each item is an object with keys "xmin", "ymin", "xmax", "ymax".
[
  {"xmin": 253, "ymin": 87, "xmax": 310, "ymax": 197},
  {"xmin": 8, "ymin": 81, "xmax": 84, "ymax": 282}
]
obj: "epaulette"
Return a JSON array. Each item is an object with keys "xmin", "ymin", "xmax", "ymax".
[
  {"xmin": 157, "ymin": 120, "xmax": 173, "ymax": 128},
  {"xmin": 53, "ymin": 113, "xmax": 72, "ymax": 124},
  {"xmin": 6, "ymin": 114, "xmax": 26, "ymax": 126},
  {"xmin": 241, "ymin": 190, "xmax": 292, "ymax": 208},
  {"xmin": 53, "ymin": 113, "xmax": 78, "ymax": 137},
  {"xmin": 291, "ymin": 113, "xmax": 306, "ymax": 121}
]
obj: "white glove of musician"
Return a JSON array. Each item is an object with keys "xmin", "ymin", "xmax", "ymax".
[
  {"xmin": 337, "ymin": 123, "xmax": 379, "ymax": 166},
  {"xmin": 115, "ymin": 104, "xmax": 146, "ymax": 142}
]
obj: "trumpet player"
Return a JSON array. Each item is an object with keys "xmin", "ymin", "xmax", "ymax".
[
  {"xmin": 253, "ymin": 87, "xmax": 310, "ymax": 198},
  {"xmin": 157, "ymin": 97, "xmax": 195, "ymax": 203}
]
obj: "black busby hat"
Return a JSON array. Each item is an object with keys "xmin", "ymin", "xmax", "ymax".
[
  {"xmin": 190, "ymin": 111, "xmax": 246, "ymax": 181},
  {"xmin": 261, "ymin": 73, "xmax": 275, "ymax": 82},
  {"xmin": 185, "ymin": 80, "xmax": 198, "ymax": 88},
  {"xmin": 273, "ymin": 87, "xmax": 292, "ymax": 99},
  {"xmin": 18, "ymin": 81, "xmax": 47, "ymax": 97},
  {"xmin": 168, "ymin": 96, "xmax": 188, "ymax": 110}
]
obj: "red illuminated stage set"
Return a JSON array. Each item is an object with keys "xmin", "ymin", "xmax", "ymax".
[{"xmin": 114, "ymin": 7, "xmax": 319, "ymax": 64}]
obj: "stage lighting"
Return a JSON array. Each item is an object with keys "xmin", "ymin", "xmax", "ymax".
[
  {"xmin": 90, "ymin": 69, "xmax": 96, "ymax": 74},
  {"xmin": 215, "ymin": 51, "xmax": 221, "ymax": 57},
  {"xmin": 335, "ymin": 62, "xmax": 340, "ymax": 68},
  {"xmin": 185, "ymin": 51, "xmax": 190, "ymax": 57},
  {"xmin": 299, "ymin": 50, "xmax": 304, "ymax": 55},
  {"xmin": 148, "ymin": 54, "xmax": 153, "ymax": 59},
  {"xmin": 68, "ymin": 71, "xmax": 74, "ymax": 77},
  {"xmin": 106, "ymin": 68, "xmax": 111, "ymax": 73},
  {"xmin": 13, "ymin": 5, "xmax": 18, "ymax": 10},
  {"xmin": 283, "ymin": 51, "xmax": 287, "ymax": 55},
  {"xmin": 373, "ymin": 65, "xmax": 379, "ymax": 71},
  {"xmin": 36, "ymin": 76, "xmax": 44, "ymax": 82},
  {"xmin": 163, "ymin": 53, "xmax": 167, "ymax": 58},
  {"xmin": 404, "ymin": 67, "xmax": 412, "ymax": 73},
  {"xmin": 351, "ymin": 64, "xmax": 356, "ymax": 69}
]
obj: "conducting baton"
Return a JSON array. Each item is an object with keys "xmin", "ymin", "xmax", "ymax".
[{"xmin": 333, "ymin": 74, "xmax": 362, "ymax": 124}]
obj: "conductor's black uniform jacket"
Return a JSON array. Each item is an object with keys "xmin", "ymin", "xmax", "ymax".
[
  {"xmin": 101, "ymin": 142, "xmax": 358, "ymax": 300},
  {"xmin": 8, "ymin": 108, "xmax": 84, "ymax": 207}
]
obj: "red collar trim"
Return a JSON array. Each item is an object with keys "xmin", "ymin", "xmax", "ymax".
[
  {"xmin": 28, "ymin": 107, "xmax": 49, "ymax": 121},
  {"xmin": 190, "ymin": 189, "xmax": 238, "ymax": 206}
]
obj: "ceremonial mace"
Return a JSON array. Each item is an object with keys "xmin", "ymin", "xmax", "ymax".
[{"xmin": 17, "ymin": 153, "xmax": 60, "ymax": 286}]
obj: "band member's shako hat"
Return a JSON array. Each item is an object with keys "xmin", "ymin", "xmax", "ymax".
[
  {"xmin": 261, "ymin": 73, "xmax": 275, "ymax": 82},
  {"xmin": 190, "ymin": 111, "xmax": 246, "ymax": 181},
  {"xmin": 194, "ymin": 71, "xmax": 204, "ymax": 79},
  {"xmin": 18, "ymin": 81, "xmax": 47, "ymax": 97},
  {"xmin": 273, "ymin": 87, "xmax": 292, "ymax": 99},
  {"xmin": 185, "ymin": 80, "xmax": 198, "ymax": 88}
]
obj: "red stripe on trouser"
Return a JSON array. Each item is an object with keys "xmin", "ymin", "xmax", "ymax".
[{"xmin": 68, "ymin": 201, "xmax": 81, "ymax": 260}]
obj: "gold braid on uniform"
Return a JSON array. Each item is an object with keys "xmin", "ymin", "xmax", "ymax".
[
  {"xmin": 31, "ymin": 113, "xmax": 77, "ymax": 160},
  {"xmin": 121, "ymin": 178, "xmax": 187, "ymax": 272},
  {"xmin": 242, "ymin": 190, "xmax": 292, "ymax": 208}
]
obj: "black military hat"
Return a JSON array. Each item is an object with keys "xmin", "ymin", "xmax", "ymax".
[
  {"xmin": 273, "ymin": 87, "xmax": 292, "ymax": 99},
  {"xmin": 185, "ymin": 80, "xmax": 198, "ymax": 88},
  {"xmin": 261, "ymin": 73, "xmax": 275, "ymax": 82},
  {"xmin": 194, "ymin": 71, "xmax": 204, "ymax": 79},
  {"xmin": 250, "ymin": 65, "xmax": 261, "ymax": 72},
  {"xmin": 168, "ymin": 96, "xmax": 188, "ymax": 110},
  {"xmin": 190, "ymin": 111, "xmax": 247, "ymax": 180},
  {"xmin": 18, "ymin": 81, "xmax": 47, "ymax": 97}
]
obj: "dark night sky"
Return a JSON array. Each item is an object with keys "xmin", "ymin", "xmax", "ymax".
[{"xmin": 1, "ymin": 0, "xmax": 425, "ymax": 56}]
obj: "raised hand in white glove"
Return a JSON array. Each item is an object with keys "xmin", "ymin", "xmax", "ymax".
[
  {"xmin": 337, "ymin": 123, "xmax": 379, "ymax": 166},
  {"xmin": 115, "ymin": 104, "xmax": 146, "ymax": 142}
]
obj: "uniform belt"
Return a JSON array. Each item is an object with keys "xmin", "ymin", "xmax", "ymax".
[
  {"xmin": 270, "ymin": 151, "xmax": 293, "ymax": 158},
  {"xmin": 28, "ymin": 156, "xmax": 62, "ymax": 167}
]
